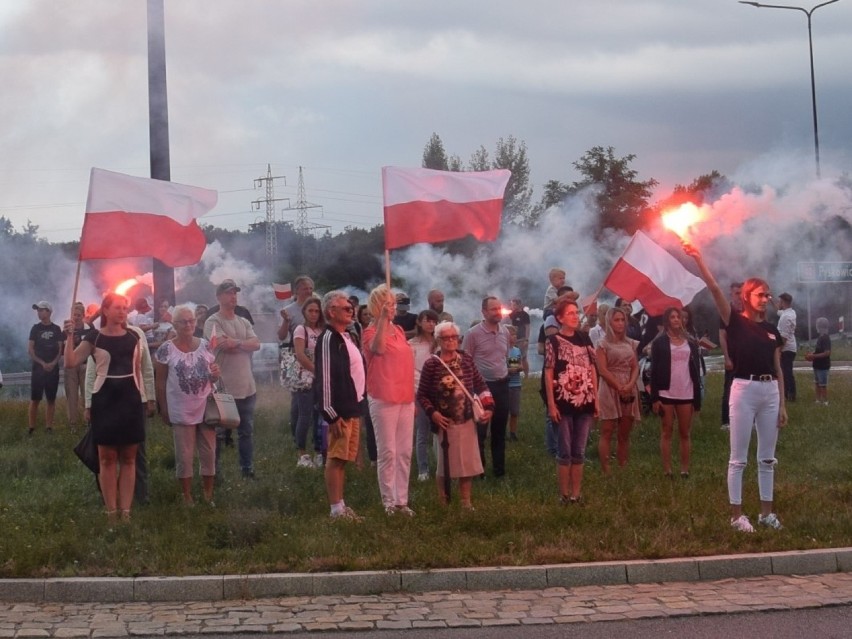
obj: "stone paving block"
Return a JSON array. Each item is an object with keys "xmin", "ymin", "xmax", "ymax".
[
  {"xmin": 223, "ymin": 574, "xmax": 314, "ymax": 599},
  {"xmin": 45, "ymin": 578, "xmax": 134, "ymax": 603},
  {"xmin": 698, "ymin": 554, "xmax": 773, "ymax": 580},
  {"xmin": 311, "ymin": 571, "xmax": 401, "ymax": 596},
  {"xmin": 0, "ymin": 579, "xmax": 43, "ymax": 603},
  {"xmin": 626, "ymin": 558, "xmax": 700, "ymax": 584},
  {"xmin": 400, "ymin": 569, "xmax": 467, "ymax": 593},
  {"xmin": 771, "ymin": 550, "xmax": 837, "ymax": 576},
  {"xmin": 547, "ymin": 562, "xmax": 626, "ymax": 588},
  {"xmin": 134, "ymin": 577, "xmax": 223, "ymax": 602},
  {"xmin": 465, "ymin": 567, "xmax": 548, "ymax": 591}
]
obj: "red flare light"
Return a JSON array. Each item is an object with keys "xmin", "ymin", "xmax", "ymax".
[
  {"xmin": 661, "ymin": 202, "xmax": 703, "ymax": 240},
  {"xmin": 115, "ymin": 278, "xmax": 138, "ymax": 296}
]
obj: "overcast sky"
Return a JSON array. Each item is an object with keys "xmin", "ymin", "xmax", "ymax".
[{"xmin": 1, "ymin": 0, "xmax": 851, "ymax": 243}]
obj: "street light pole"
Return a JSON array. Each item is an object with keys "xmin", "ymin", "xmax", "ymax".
[{"xmin": 739, "ymin": 0, "xmax": 840, "ymax": 178}]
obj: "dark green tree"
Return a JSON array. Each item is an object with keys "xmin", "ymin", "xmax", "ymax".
[
  {"xmin": 492, "ymin": 135, "xmax": 533, "ymax": 226},
  {"xmin": 569, "ymin": 146, "xmax": 657, "ymax": 235},
  {"xmin": 468, "ymin": 145, "xmax": 490, "ymax": 172},
  {"xmin": 422, "ymin": 133, "xmax": 450, "ymax": 170}
]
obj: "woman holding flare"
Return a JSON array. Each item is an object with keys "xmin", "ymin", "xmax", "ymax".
[
  {"xmin": 683, "ymin": 242, "xmax": 786, "ymax": 533},
  {"xmin": 64, "ymin": 293, "xmax": 155, "ymax": 522}
]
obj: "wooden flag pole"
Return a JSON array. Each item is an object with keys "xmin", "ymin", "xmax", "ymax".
[{"xmin": 385, "ymin": 249, "xmax": 391, "ymax": 288}]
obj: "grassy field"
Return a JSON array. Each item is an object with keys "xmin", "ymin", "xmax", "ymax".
[{"xmin": 0, "ymin": 369, "xmax": 849, "ymax": 578}]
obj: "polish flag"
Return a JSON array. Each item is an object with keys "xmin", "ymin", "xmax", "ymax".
[
  {"xmin": 79, "ymin": 168, "xmax": 218, "ymax": 267},
  {"xmin": 273, "ymin": 283, "xmax": 293, "ymax": 301},
  {"xmin": 603, "ymin": 231, "xmax": 706, "ymax": 316},
  {"xmin": 382, "ymin": 167, "xmax": 511, "ymax": 250}
]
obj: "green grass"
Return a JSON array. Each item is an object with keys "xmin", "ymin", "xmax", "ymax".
[{"xmin": 0, "ymin": 371, "xmax": 850, "ymax": 578}]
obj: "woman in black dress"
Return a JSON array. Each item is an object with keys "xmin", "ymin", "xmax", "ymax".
[{"xmin": 65, "ymin": 293, "xmax": 154, "ymax": 522}]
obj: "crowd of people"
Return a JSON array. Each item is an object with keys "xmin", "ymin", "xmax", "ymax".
[{"xmin": 19, "ymin": 252, "xmax": 832, "ymax": 532}]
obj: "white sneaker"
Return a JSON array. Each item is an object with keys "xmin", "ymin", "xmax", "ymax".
[
  {"xmin": 296, "ymin": 454, "xmax": 313, "ymax": 468},
  {"xmin": 758, "ymin": 513, "xmax": 783, "ymax": 530},
  {"xmin": 730, "ymin": 514, "xmax": 755, "ymax": 533},
  {"xmin": 417, "ymin": 472, "xmax": 430, "ymax": 481},
  {"xmin": 313, "ymin": 453, "xmax": 324, "ymax": 468},
  {"xmin": 720, "ymin": 423, "xmax": 730, "ymax": 431},
  {"xmin": 395, "ymin": 505, "xmax": 415, "ymax": 517}
]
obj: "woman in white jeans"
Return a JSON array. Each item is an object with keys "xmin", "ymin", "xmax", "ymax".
[
  {"xmin": 362, "ymin": 285, "xmax": 416, "ymax": 516},
  {"xmin": 685, "ymin": 244, "xmax": 787, "ymax": 533}
]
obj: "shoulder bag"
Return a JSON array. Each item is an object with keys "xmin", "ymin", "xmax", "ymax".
[
  {"xmin": 431, "ymin": 354, "xmax": 487, "ymax": 423},
  {"xmin": 203, "ymin": 379, "xmax": 241, "ymax": 429}
]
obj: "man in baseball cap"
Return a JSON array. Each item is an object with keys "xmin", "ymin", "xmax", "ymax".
[{"xmin": 28, "ymin": 301, "xmax": 64, "ymax": 435}]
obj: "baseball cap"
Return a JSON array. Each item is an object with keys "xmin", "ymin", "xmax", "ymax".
[
  {"xmin": 32, "ymin": 301, "xmax": 52, "ymax": 312},
  {"xmin": 395, "ymin": 292, "xmax": 411, "ymax": 305},
  {"xmin": 216, "ymin": 279, "xmax": 241, "ymax": 295}
]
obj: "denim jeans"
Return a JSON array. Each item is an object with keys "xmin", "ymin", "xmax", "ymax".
[
  {"xmin": 216, "ymin": 393, "xmax": 256, "ymax": 475},
  {"xmin": 555, "ymin": 411, "xmax": 593, "ymax": 465},
  {"xmin": 414, "ymin": 404, "xmax": 433, "ymax": 475}
]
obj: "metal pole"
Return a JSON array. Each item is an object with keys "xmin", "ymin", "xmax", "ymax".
[
  {"xmin": 738, "ymin": 1, "xmax": 840, "ymax": 179},
  {"xmin": 147, "ymin": 0, "xmax": 175, "ymax": 316}
]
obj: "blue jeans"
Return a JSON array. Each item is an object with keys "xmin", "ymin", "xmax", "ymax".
[
  {"xmin": 544, "ymin": 411, "xmax": 558, "ymax": 458},
  {"xmin": 555, "ymin": 412, "xmax": 593, "ymax": 466},
  {"xmin": 414, "ymin": 404, "xmax": 432, "ymax": 475},
  {"xmin": 216, "ymin": 393, "xmax": 256, "ymax": 475},
  {"xmin": 293, "ymin": 389, "xmax": 317, "ymax": 451}
]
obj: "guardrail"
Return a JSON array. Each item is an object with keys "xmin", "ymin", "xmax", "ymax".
[{"xmin": 0, "ymin": 361, "xmax": 281, "ymax": 398}]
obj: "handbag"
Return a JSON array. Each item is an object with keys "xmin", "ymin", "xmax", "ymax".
[
  {"xmin": 431, "ymin": 355, "xmax": 488, "ymax": 424},
  {"xmin": 203, "ymin": 380, "xmax": 241, "ymax": 429},
  {"xmin": 73, "ymin": 426, "xmax": 99, "ymax": 474},
  {"xmin": 279, "ymin": 345, "xmax": 314, "ymax": 392}
]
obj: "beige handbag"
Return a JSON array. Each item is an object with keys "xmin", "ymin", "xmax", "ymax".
[{"xmin": 203, "ymin": 381, "xmax": 241, "ymax": 429}]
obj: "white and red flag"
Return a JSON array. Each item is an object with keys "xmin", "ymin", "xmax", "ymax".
[
  {"xmin": 273, "ymin": 283, "xmax": 293, "ymax": 301},
  {"xmin": 603, "ymin": 231, "xmax": 705, "ymax": 316},
  {"xmin": 79, "ymin": 168, "xmax": 217, "ymax": 267},
  {"xmin": 382, "ymin": 167, "xmax": 511, "ymax": 250}
]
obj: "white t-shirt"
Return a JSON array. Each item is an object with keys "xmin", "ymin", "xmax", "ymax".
[{"xmin": 155, "ymin": 339, "xmax": 215, "ymax": 425}]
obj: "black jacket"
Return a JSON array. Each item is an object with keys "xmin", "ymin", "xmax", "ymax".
[
  {"xmin": 649, "ymin": 333, "xmax": 702, "ymax": 410},
  {"xmin": 314, "ymin": 327, "xmax": 364, "ymax": 422}
]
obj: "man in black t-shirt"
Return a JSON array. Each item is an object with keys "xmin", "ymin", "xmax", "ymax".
[{"xmin": 28, "ymin": 301, "xmax": 64, "ymax": 435}]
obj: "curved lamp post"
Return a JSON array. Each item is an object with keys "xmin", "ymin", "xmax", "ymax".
[{"xmin": 739, "ymin": 0, "xmax": 841, "ymax": 178}]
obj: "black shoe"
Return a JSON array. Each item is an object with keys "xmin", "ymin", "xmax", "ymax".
[
  {"xmin": 27, "ymin": 428, "xmax": 34, "ymax": 437},
  {"xmin": 508, "ymin": 433, "xmax": 518, "ymax": 442},
  {"xmin": 241, "ymin": 469, "xmax": 256, "ymax": 480}
]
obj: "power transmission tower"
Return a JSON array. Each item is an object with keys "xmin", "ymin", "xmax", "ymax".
[
  {"xmin": 252, "ymin": 164, "xmax": 288, "ymax": 260},
  {"xmin": 281, "ymin": 166, "xmax": 328, "ymax": 270}
]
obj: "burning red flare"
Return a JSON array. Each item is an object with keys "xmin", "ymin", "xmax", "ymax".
[
  {"xmin": 115, "ymin": 278, "xmax": 138, "ymax": 296},
  {"xmin": 661, "ymin": 202, "xmax": 703, "ymax": 240},
  {"xmin": 500, "ymin": 307, "xmax": 511, "ymax": 317}
]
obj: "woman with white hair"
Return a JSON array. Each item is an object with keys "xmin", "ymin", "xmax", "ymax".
[
  {"xmin": 417, "ymin": 320, "xmax": 493, "ymax": 510},
  {"xmin": 154, "ymin": 304, "xmax": 220, "ymax": 506}
]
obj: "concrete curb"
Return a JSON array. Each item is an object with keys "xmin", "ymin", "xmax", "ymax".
[{"xmin": 1, "ymin": 547, "xmax": 850, "ymax": 604}]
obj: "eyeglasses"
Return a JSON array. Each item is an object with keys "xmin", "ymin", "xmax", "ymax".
[
  {"xmin": 174, "ymin": 318, "xmax": 196, "ymax": 326},
  {"xmin": 439, "ymin": 334, "xmax": 460, "ymax": 340}
]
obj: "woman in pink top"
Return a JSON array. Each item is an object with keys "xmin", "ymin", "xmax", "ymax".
[{"xmin": 362, "ymin": 284, "xmax": 416, "ymax": 516}]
